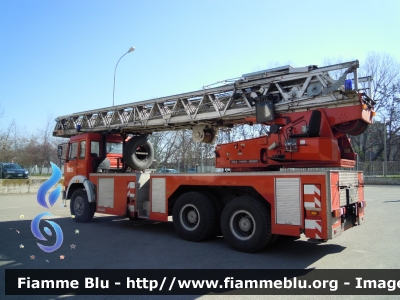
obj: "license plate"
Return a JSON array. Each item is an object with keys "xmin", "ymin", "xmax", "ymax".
[{"xmin": 18, "ymin": 174, "xmax": 22, "ymax": 177}]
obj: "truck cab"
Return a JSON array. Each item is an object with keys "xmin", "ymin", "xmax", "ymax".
[{"xmin": 60, "ymin": 133, "xmax": 124, "ymax": 187}]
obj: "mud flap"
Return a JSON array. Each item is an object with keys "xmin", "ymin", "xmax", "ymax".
[{"xmin": 357, "ymin": 201, "xmax": 366, "ymax": 225}]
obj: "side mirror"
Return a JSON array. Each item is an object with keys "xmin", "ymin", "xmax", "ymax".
[{"xmin": 57, "ymin": 145, "xmax": 63, "ymax": 159}]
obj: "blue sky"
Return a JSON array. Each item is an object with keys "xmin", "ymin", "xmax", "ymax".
[{"xmin": 1, "ymin": 0, "xmax": 399, "ymax": 135}]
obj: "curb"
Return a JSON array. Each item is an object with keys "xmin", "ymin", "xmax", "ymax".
[{"xmin": 0, "ymin": 179, "xmax": 64, "ymax": 194}]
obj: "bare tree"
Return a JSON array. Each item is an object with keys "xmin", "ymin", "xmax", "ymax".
[
  {"xmin": 351, "ymin": 52, "xmax": 400, "ymax": 162},
  {"xmin": 0, "ymin": 120, "xmax": 16, "ymax": 162},
  {"xmin": 149, "ymin": 131, "xmax": 180, "ymax": 169}
]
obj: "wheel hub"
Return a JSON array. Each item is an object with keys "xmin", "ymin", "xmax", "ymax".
[
  {"xmin": 187, "ymin": 210, "xmax": 198, "ymax": 224},
  {"xmin": 74, "ymin": 197, "xmax": 84, "ymax": 215},
  {"xmin": 230, "ymin": 210, "xmax": 256, "ymax": 241},
  {"xmin": 238, "ymin": 216, "xmax": 251, "ymax": 231},
  {"xmin": 180, "ymin": 204, "xmax": 200, "ymax": 231}
]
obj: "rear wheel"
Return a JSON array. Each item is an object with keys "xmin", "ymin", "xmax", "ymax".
[
  {"xmin": 221, "ymin": 196, "xmax": 272, "ymax": 253},
  {"xmin": 172, "ymin": 192, "xmax": 217, "ymax": 242},
  {"xmin": 70, "ymin": 188, "xmax": 94, "ymax": 223}
]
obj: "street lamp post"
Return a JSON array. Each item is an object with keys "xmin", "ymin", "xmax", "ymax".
[
  {"xmin": 200, "ymin": 147, "xmax": 205, "ymax": 173},
  {"xmin": 176, "ymin": 149, "xmax": 182, "ymax": 172},
  {"xmin": 113, "ymin": 47, "xmax": 135, "ymax": 106},
  {"xmin": 384, "ymin": 119, "xmax": 389, "ymax": 177}
]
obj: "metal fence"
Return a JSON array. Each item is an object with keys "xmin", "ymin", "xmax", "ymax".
[
  {"xmin": 28, "ymin": 165, "xmax": 64, "ymax": 175},
  {"xmin": 28, "ymin": 162, "xmax": 399, "ymax": 176},
  {"xmin": 356, "ymin": 161, "xmax": 400, "ymax": 176}
]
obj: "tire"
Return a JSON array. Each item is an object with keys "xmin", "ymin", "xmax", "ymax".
[
  {"xmin": 172, "ymin": 192, "xmax": 217, "ymax": 242},
  {"xmin": 221, "ymin": 196, "xmax": 272, "ymax": 253},
  {"xmin": 123, "ymin": 136, "xmax": 154, "ymax": 170},
  {"xmin": 70, "ymin": 188, "xmax": 94, "ymax": 223},
  {"xmin": 203, "ymin": 192, "xmax": 224, "ymax": 237}
]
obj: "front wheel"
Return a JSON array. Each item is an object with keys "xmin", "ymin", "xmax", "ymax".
[
  {"xmin": 221, "ymin": 196, "xmax": 272, "ymax": 253},
  {"xmin": 70, "ymin": 188, "xmax": 94, "ymax": 223}
]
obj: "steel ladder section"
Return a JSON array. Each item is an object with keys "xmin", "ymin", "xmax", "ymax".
[{"xmin": 53, "ymin": 60, "xmax": 365, "ymax": 137}]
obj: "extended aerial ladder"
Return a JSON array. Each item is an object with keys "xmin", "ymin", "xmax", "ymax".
[
  {"xmin": 55, "ymin": 60, "xmax": 374, "ymax": 253},
  {"xmin": 53, "ymin": 60, "xmax": 375, "ymax": 171}
]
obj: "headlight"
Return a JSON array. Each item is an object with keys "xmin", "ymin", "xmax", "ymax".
[
  {"xmin": 6, "ymin": 171, "xmax": 15, "ymax": 173},
  {"xmin": 25, "ymin": 171, "xmax": 29, "ymax": 174}
]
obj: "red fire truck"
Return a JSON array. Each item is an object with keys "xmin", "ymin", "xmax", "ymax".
[{"xmin": 54, "ymin": 60, "xmax": 374, "ymax": 252}]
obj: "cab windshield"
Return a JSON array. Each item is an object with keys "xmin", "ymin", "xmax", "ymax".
[{"xmin": 106, "ymin": 142, "xmax": 122, "ymax": 154}]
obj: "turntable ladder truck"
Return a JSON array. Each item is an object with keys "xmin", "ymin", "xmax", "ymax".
[{"xmin": 54, "ymin": 60, "xmax": 374, "ymax": 252}]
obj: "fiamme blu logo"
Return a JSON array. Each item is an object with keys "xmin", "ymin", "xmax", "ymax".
[{"xmin": 30, "ymin": 162, "xmax": 64, "ymax": 253}]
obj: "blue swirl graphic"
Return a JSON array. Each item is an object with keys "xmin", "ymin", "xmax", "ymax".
[
  {"xmin": 37, "ymin": 162, "xmax": 62, "ymax": 209},
  {"xmin": 31, "ymin": 212, "xmax": 64, "ymax": 253}
]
